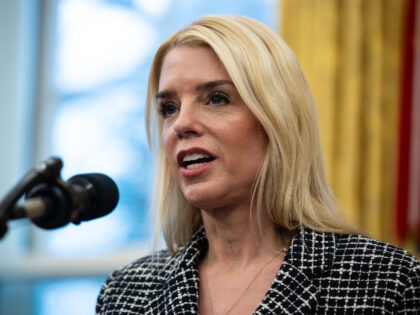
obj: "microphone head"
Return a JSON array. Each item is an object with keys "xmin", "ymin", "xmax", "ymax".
[{"xmin": 68, "ymin": 173, "xmax": 119, "ymax": 223}]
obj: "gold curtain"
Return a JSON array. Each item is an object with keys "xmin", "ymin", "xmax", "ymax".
[{"xmin": 280, "ymin": 0, "xmax": 407, "ymax": 244}]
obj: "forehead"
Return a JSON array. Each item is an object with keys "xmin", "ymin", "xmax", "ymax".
[{"xmin": 158, "ymin": 46, "xmax": 230, "ymax": 90}]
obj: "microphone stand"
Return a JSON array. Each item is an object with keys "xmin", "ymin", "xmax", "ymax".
[{"xmin": 0, "ymin": 157, "xmax": 64, "ymax": 239}]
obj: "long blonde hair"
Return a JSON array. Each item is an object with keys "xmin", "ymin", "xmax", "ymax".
[{"xmin": 146, "ymin": 15, "xmax": 358, "ymax": 254}]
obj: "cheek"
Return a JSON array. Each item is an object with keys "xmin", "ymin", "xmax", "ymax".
[
  {"xmin": 229, "ymin": 116, "xmax": 266, "ymax": 152},
  {"xmin": 161, "ymin": 126, "xmax": 173, "ymax": 152},
  {"xmin": 161, "ymin": 129, "xmax": 177, "ymax": 169},
  {"xmin": 232, "ymin": 122, "xmax": 267, "ymax": 171}
]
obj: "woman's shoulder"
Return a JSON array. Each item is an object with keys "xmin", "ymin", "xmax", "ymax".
[
  {"xmin": 105, "ymin": 249, "xmax": 172, "ymax": 286},
  {"xmin": 300, "ymin": 229, "xmax": 420, "ymax": 312},
  {"xmin": 298, "ymin": 228, "xmax": 419, "ymax": 277},
  {"xmin": 334, "ymin": 232, "xmax": 419, "ymax": 269},
  {"xmin": 331, "ymin": 232, "xmax": 420, "ymax": 294},
  {"xmin": 96, "ymin": 250, "xmax": 172, "ymax": 314},
  {"xmin": 96, "ymin": 228, "xmax": 205, "ymax": 314}
]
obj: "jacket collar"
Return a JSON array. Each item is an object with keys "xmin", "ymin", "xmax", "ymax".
[
  {"xmin": 255, "ymin": 228, "xmax": 337, "ymax": 314},
  {"xmin": 148, "ymin": 226, "xmax": 336, "ymax": 314}
]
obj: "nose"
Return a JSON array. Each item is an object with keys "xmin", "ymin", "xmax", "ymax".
[{"xmin": 173, "ymin": 101, "xmax": 203, "ymax": 139}]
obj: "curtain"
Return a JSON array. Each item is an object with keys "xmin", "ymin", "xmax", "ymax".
[{"xmin": 280, "ymin": 0, "xmax": 418, "ymax": 253}]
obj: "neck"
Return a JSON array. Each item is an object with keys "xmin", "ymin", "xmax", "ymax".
[{"xmin": 200, "ymin": 204, "xmax": 288, "ymax": 268}]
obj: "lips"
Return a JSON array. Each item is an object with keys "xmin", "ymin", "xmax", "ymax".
[{"xmin": 177, "ymin": 148, "xmax": 216, "ymax": 173}]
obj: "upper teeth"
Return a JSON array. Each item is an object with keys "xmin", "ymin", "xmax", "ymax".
[{"xmin": 183, "ymin": 153, "xmax": 210, "ymax": 163}]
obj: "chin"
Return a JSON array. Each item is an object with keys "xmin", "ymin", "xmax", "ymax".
[
  {"xmin": 184, "ymin": 195, "xmax": 217, "ymax": 210},
  {"xmin": 182, "ymin": 186, "xmax": 224, "ymax": 210},
  {"xmin": 183, "ymin": 189, "xmax": 246, "ymax": 212}
]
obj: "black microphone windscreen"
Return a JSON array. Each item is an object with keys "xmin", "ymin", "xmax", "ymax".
[{"xmin": 69, "ymin": 173, "xmax": 119, "ymax": 222}]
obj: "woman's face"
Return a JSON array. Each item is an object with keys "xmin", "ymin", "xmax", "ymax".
[{"xmin": 158, "ymin": 46, "xmax": 267, "ymax": 210}]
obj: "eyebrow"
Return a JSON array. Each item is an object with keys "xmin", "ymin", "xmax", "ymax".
[
  {"xmin": 155, "ymin": 90, "xmax": 176, "ymax": 100},
  {"xmin": 195, "ymin": 80, "xmax": 234, "ymax": 91},
  {"xmin": 155, "ymin": 80, "xmax": 234, "ymax": 100}
]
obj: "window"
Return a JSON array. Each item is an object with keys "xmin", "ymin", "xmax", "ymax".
[{"xmin": 0, "ymin": 1, "xmax": 277, "ymax": 314}]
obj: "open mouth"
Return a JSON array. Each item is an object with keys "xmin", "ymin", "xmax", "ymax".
[
  {"xmin": 183, "ymin": 153, "xmax": 215, "ymax": 169},
  {"xmin": 177, "ymin": 151, "xmax": 216, "ymax": 170}
]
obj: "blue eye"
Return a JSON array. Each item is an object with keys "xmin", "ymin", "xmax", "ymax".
[
  {"xmin": 159, "ymin": 103, "xmax": 178, "ymax": 117},
  {"xmin": 208, "ymin": 92, "xmax": 230, "ymax": 105}
]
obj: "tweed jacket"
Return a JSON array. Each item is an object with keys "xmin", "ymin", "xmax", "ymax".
[{"xmin": 96, "ymin": 227, "xmax": 420, "ymax": 314}]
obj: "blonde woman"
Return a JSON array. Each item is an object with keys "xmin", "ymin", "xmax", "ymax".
[{"xmin": 96, "ymin": 16, "xmax": 419, "ymax": 314}]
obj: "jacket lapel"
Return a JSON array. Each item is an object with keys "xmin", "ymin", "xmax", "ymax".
[
  {"xmin": 144, "ymin": 228, "xmax": 207, "ymax": 314},
  {"xmin": 255, "ymin": 228, "xmax": 337, "ymax": 314},
  {"xmin": 144, "ymin": 227, "xmax": 336, "ymax": 314}
]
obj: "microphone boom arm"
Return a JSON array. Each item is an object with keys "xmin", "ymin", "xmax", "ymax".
[{"xmin": 0, "ymin": 157, "xmax": 64, "ymax": 239}]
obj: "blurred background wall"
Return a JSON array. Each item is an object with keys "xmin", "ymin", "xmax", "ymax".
[{"xmin": 0, "ymin": 0, "xmax": 418, "ymax": 314}]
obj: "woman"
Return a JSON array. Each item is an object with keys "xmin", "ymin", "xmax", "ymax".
[{"xmin": 96, "ymin": 16, "xmax": 419, "ymax": 314}]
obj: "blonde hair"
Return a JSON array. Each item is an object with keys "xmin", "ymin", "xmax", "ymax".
[{"xmin": 146, "ymin": 15, "xmax": 358, "ymax": 254}]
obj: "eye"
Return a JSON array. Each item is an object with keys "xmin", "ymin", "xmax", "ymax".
[
  {"xmin": 158, "ymin": 103, "xmax": 178, "ymax": 118},
  {"xmin": 207, "ymin": 91, "xmax": 230, "ymax": 106}
]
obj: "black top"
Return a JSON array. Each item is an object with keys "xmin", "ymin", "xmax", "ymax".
[{"xmin": 96, "ymin": 227, "xmax": 420, "ymax": 314}]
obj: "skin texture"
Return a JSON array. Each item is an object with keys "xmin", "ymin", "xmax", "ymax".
[{"xmin": 158, "ymin": 46, "xmax": 288, "ymax": 315}]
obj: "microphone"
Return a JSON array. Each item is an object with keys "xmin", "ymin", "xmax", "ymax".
[{"xmin": 11, "ymin": 173, "xmax": 119, "ymax": 230}]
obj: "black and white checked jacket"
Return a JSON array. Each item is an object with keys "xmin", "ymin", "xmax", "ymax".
[{"xmin": 96, "ymin": 227, "xmax": 420, "ymax": 314}]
